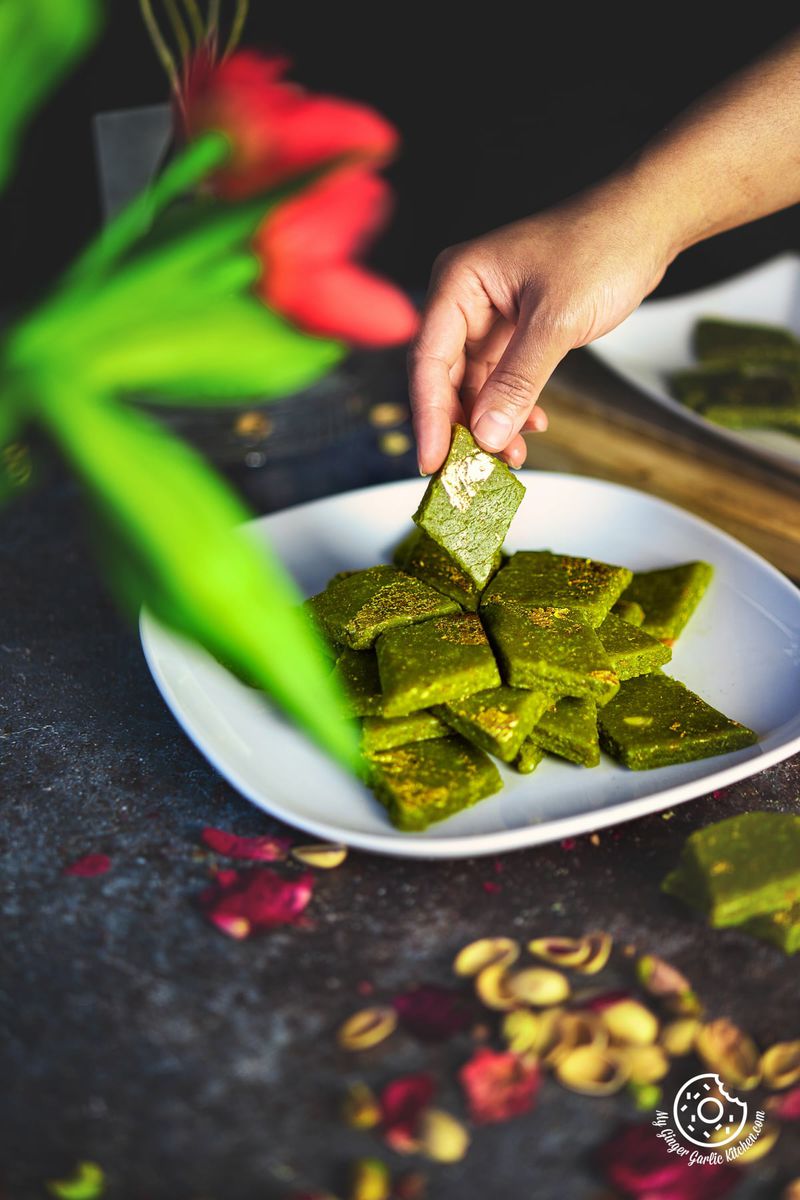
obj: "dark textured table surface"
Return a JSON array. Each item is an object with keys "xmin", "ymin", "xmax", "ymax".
[{"xmin": 2, "ymin": 364, "xmax": 799, "ymax": 1200}]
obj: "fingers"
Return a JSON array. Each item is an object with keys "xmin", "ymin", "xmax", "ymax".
[{"xmin": 470, "ymin": 298, "xmax": 569, "ymax": 455}]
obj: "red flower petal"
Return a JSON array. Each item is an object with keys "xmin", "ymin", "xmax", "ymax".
[
  {"xmin": 201, "ymin": 827, "xmax": 291, "ymax": 861},
  {"xmin": 200, "ymin": 867, "xmax": 314, "ymax": 937},
  {"xmin": 392, "ymin": 985, "xmax": 475, "ymax": 1042},
  {"xmin": 257, "ymin": 168, "xmax": 418, "ymax": 347},
  {"xmin": 771, "ymin": 1086, "xmax": 800, "ymax": 1121},
  {"xmin": 482, "ymin": 880, "xmax": 502, "ymax": 894},
  {"xmin": 380, "ymin": 1073, "xmax": 436, "ymax": 1152},
  {"xmin": 180, "ymin": 49, "xmax": 397, "ymax": 198},
  {"xmin": 63, "ymin": 853, "xmax": 111, "ymax": 877},
  {"xmin": 597, "ymin": 1123, "xmax": 739, "ymax": 1200},
  {"xmin": 459, "ymin": 1048, "xmax": 540, "ymax": 1125}
]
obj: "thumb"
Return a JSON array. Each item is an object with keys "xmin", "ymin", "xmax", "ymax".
[{"xmin": 470, "ymin": 300, "xmax": 571, "ymax": 454}]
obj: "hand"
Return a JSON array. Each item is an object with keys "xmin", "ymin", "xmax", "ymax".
[{"xmin": 408, "ymin": 177, "xmax": 678, "ymax": 473}]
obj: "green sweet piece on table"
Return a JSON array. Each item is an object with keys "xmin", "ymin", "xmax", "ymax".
[
  {"xmin": 619, "ymin": 562, "xmax": 713, "ymax": 644},
  {"xmin": 394, "ymin": 527, "xmax": 504, "ymax": 610},
  {"xmin": 598, "ymin": 611, "xmax": 672, "ymax": 681},
  {"xmin": 413, "ymin": 424, "xmax": 525, "ymax": 589},
  {"xmin": 670, "ymin": 364, "xmax": 800, "ymax": 433},
  {"xmin": 376, "ymin": 611, "xmax": 502, "ymax": 717},
  {"xmin": 661, "ymin": 812, "xmax": 800, "ymax": 927},
  {"xmin": 367, "ymin": 735, "xmax": 503, "ymax": 831},
  {"xmin": 308, "ymin": 565, "xmax": 459, "ymax": 650},
  {"xmin": 435, "ymin": 684, "xmax": 551, "ymax": 762},
  {"xmin": 693, "ymin": 316, "xmax": 800, "ymax": 365},
  {"xmin": 513, "ymin": 739, "xmax": 546, "ymax": 775},
  {"xmin": 482, "ymin": 598, "xmax": 619, "ymax": 705},
  {"xmin": 361, "ymin": 709, "xmax": 450, "ymax": 753},
  {"xmin": 482, "ymin": 551, "xmax": 632, "ymax": 629},
  {"xmin": 611, "ymin": 599, "xmax": 645, "ymax": 627},
  {"xmin": 529, "ymin": 696, "xmax": 600, "ymax": 767},
  {"xmin": 331, "ymin": 648, "xmax": 383, "ymax": 717},
  {"xmin": 598, "ymin": 674, "xmax": 757, "ymax": 772},
  {"xmin": 740, "ymin": 903, "xmax": 800, "ymax": 955}
]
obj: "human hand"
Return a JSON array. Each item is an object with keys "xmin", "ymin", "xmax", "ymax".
[{"xmin": 409, "ymin": 177, "xmax": 680, "ymax": 473}]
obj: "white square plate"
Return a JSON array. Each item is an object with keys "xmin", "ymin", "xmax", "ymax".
[
  {"xmin": 588, "ymin": 254, "xmax": 800, "ymax": 473},
  {"xmin": 140, "ymin": 474, "xmax": 800, "ymax": 859}
]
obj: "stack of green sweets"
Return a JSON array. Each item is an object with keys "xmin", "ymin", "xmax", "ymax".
[
  {"xmin": 663, "ymin": 812, "xmax": 800, "ymax": 955},
  {"xmin": 670, "ymin": 316, "xmax": 800, "ymax": 434},
  {"xmin": 307, "ymin": 425, "xmax": 757, "ymax": 832}
]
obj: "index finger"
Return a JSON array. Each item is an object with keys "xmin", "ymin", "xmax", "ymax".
[{"xmin": 408, "ymin": 290, "xmax": 468, "ymax": 475}]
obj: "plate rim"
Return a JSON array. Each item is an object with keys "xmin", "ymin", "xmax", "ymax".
[{"xmin": 140, "ymin": 472, "xmax": 800, "ymax": 859}]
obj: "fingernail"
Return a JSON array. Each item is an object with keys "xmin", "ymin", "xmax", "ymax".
[
  {"xmin": 473, "ymin": 411, "xmax": 514, "ymax": 451},
  {"xmin": 418, "ymin": 460, "xmax": 428, "ymax": 477}
]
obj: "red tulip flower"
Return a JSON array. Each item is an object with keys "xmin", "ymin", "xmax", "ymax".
[
  {"xmin": 179, "ymin": 49, "xmax": 398, "ymax": 199},
  {"xmin": 256, "ymin": 167, "xmax": 418, "ymax": 346}
]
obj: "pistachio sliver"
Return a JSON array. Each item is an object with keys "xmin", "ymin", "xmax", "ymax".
[
  {"xmin": 292, "ymin": 842, "xmax": 348, "ymax": 869},
  {"xmin": 417, "ymin": 1108, "xmax": 471, "ymax": 1163},
  {"xmin": 660, "ymin": 1018, "xmax": 701, "ymax": 1057},
  {"xmin": 350, "ymin": 1157, "xmax": 392, "ymax": 1200},
  {"xmin": 636, "ymin": 953, "xmax": 691, "ymax": 998},
  {"xmin": 338, "ymin": 1006, "xmax": 398, "ymax": 1051},
  {"xmin": 614, "ymin": 1044, "xmax": 670, "ymax": 1084},
  {"xmin": 760, "ymin": 1040, "xmax": 800, "ymax": 1090},
  {"xmin": 453, "ymin": 937, "xmax": 520, "ymax": 977},
  {"xmin": 575, "ymin": 931, "xmax": 613, "ymax": 975},
  {"xmin": 710, "ymin": 1120, "xmax": 779, "ymax": 1163},
  {"xmin": 508, "ymin": 967, "xmax": 570, "ymax": 1007},
  {"xmin": 474, "ymin": 961, "xmax": 517, "ymax": 1011},
  {"xmin": 555, "ymin": 1045, "xmax": 630, "ymax": 1096},
  {"xmin": 695, "ymin": 1018, "xmax": 761, "ymax": 1090},
  {"xmin": 527, "ymin": 935, "xmax": 593, "ymax": 968},
  {"xmin": 600, "ymin": 999, "xmax": 659, "ymax": 1046},
  {"xmin": 342, "ymin": 1081, "xmax": 382, "ymax": 1129}
]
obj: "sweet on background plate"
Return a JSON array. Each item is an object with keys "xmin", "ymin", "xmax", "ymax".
[
  {"xmin": 140, "ymin": 474, "xmax": 800, "ymax": 859},
  {"xmin": 588, "ymin": 254, "xmax": 800, "ymax": 473}
]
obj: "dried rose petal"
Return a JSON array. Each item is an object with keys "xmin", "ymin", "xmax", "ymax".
[
  {"xmin": 380, "ymin": 1073, "xmax": 435, "ymax": 1153},
  {"xmin": 392, "ymin": 985, "xmax": 475, "ymax": 1042},
  {"xmin": 769, "ymin": 1086, "xmax": 800, "ymax": 1121},
  {"xmin": 459, "ymin": 1048, "xmax": 540, "ymax": 1125},
  {"xmin": 199, "ymin": 867, "xmax": 313, "ymax": 937},
  {"xmin": 482, "ymin": 881, "xmax": 502, "ymax": 894},
  {"xmin": 63, "ymin": 854, "xmax": 111, "ymax": 878},
  {"xmin": 597, "ymin": 1122, "xmax": 739, "ymax": 1200},
  {"xmin": 201, "ymin": 826, "xmax": 291, "ymax": 861}
]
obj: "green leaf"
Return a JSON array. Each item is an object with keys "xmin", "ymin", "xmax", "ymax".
[
  {"xmin": 0, "ymin": 0, "xmax": 101, "ymax": 191},
  {"xmin": 39, "ymin": 386, "xmax": 361, "ymax": 771}
]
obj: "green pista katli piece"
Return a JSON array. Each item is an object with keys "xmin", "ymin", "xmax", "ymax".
[
  {"xmin": 598, "ymin": 611, "xmax": 672, "ymax": 681},
  {"xmin": 482, "ymin": 550, "xmax": 632, "ymax": 629},
  {"xmin": 740, "ymin": 903, "xmax": 800, "ymax": 955},
  {"xmin": 529, "ymin": 696, "xmax": 600, "ymax": 767},
  {"xmin": 482, "ymin": 598, "xmax": 619, "ymax": 705},
  {"xmin": 598, "ymin": 673, "xmax": 757, "ymax": 772},
  {"xmin": 394, "ymin": 526, "xmax": 503, "ymax": 610},
  {"xmin": 693, "ymin": 316, "xmax": 800, "ymax": 364},
  {"xmin": 413, "ymin": 424, "xmax": 525, "ymax": 589},
  {"xmin": 308, "ymin": 564, "xmax": 459, "ymax": 650},
  {"xmin": 361, "ymin": 709, "xmax": 450, "ymax": 753},
  {"xmin": 435, "ymin": 684, "xmax": 551, "ymax": 762},
  {"xmin": 513, "ymin": 739, "xmax": 546, "ymax": 775},
  {"xmin": 331, "ymin": 648, "xmax": 383, "ymax": 717},
  {"xmin": 662, "ymin": 811, "xmax": 800, "ymax": 928},
  {"xmin": 367, "ymin": 734, "xmax": 503, "ymax": 831},
  {"xmin": 611, "ymin": 599, "xmax": 645, "ymax": 627},
  {"xmin": 376, "ymin": 611, "xmax": 501, "ymax": 717},
  {"xmin": 620, "ymin": 562, "xmax": 713, "ymax": 644}
]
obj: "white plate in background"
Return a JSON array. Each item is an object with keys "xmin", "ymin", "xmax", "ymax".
[
  {"xmin": 141, "ymin": 475, "xmax": 800, "ymax": 859},
  {"xmin": 589, "ymin": 254, "xmax": 800, "ymax": 472}
]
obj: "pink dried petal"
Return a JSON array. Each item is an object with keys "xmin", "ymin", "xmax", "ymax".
[
  {"xmin": 201, "ymin": 826, "xmax": 291, "ymax": 861},
  {"xmin": 597, "ymin": 1123, "xmax": 739, "ymax": 1200},
  {"xmin": 459, "ymin": 1048, "xmax": 540, "ymax": 1125},
  {"xmin": 380, "ymin": 1073, "xmax": 435, "ymax": 1151},
  {"xmin": 482, "ymin": 881, "xmax": 502, "ymax": 894},
  {"xmin": 392, "ymin": 985, "xmax": 475, "ymax": 1042},
  {"xmin": 63, "ymin": 854, "xmax": 111, "ymax": 877},
  {"xmin": 771, "ymin": 1086, "xmax": 800, "ymax": 1122},
  {"xmin": 560, "ymin": 838, "xmax": 576, "ymax": 851},
  {"xmin": 200, "ymin": 867, "xmax": 314, "ymax": 937}
]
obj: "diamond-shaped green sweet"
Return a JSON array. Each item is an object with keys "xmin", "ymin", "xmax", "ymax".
[
  {"xmin": 598, "ymin": 674, "xmax": 757, "ymax": 771},
  {"xmin": 376, "ymin": 611, "xmax": 501, "ymax": 717},
  {"xmin": 368, "ymin": 735, "xmax": 502, "ymax": 831},
  {"xmin": 662, "ymin": 812, "xmax": 800, "ymax": 927},
  {"xmin": 694, "ymin": 316, "xmax": 800, "ymax": 364},
  {"xmin": 482, "ymin": 551, "xmax": 632, "ymax": 629},
  {"xmin": 482, "ymin": 598, "xmax": 619, "ymax": 705},
  {"xmin": 361, "ymin": 710, "xmax": 450, "ymax": 753},
  {"xmin": 435, "ymin": 684, "xmax": 550, "ymax": 762},
  {"xmin": 331, "ymin": 649, "xmax": 383, "ymax": 717},
  {"xmin": 741, "ymin": 904, "xmax": 800, "ymax": 955},
  {"xmin": 619, "ymin": 562, "xmax": 713, "ymax": 644},
  {"xmin": 308, "ymin": 565, "xmax": 459, "ymax": 650},
  {"xmin": 598, "ymin": 612, "xmax": 672, "ymax": 682},
  {"xmin": 394, "ymin": 527, "xmax": 503, "ymax": 610},
  {"xmin": 413, "ymin": 424, "xmax": 525, "ymax": 589},
  {"xmin": 530, "ymin": 696, "xmax": 600, "ymax": 767}
]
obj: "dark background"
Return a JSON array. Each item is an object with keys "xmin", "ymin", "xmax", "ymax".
[{"xmin": 2, "ymin": 6, "xmax": 800, "ymax": 311}]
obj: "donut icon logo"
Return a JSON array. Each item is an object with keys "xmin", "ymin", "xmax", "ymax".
[{"xmin": 673, "ymin": 1073, "xmax": 748, "ymax": 1148}]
